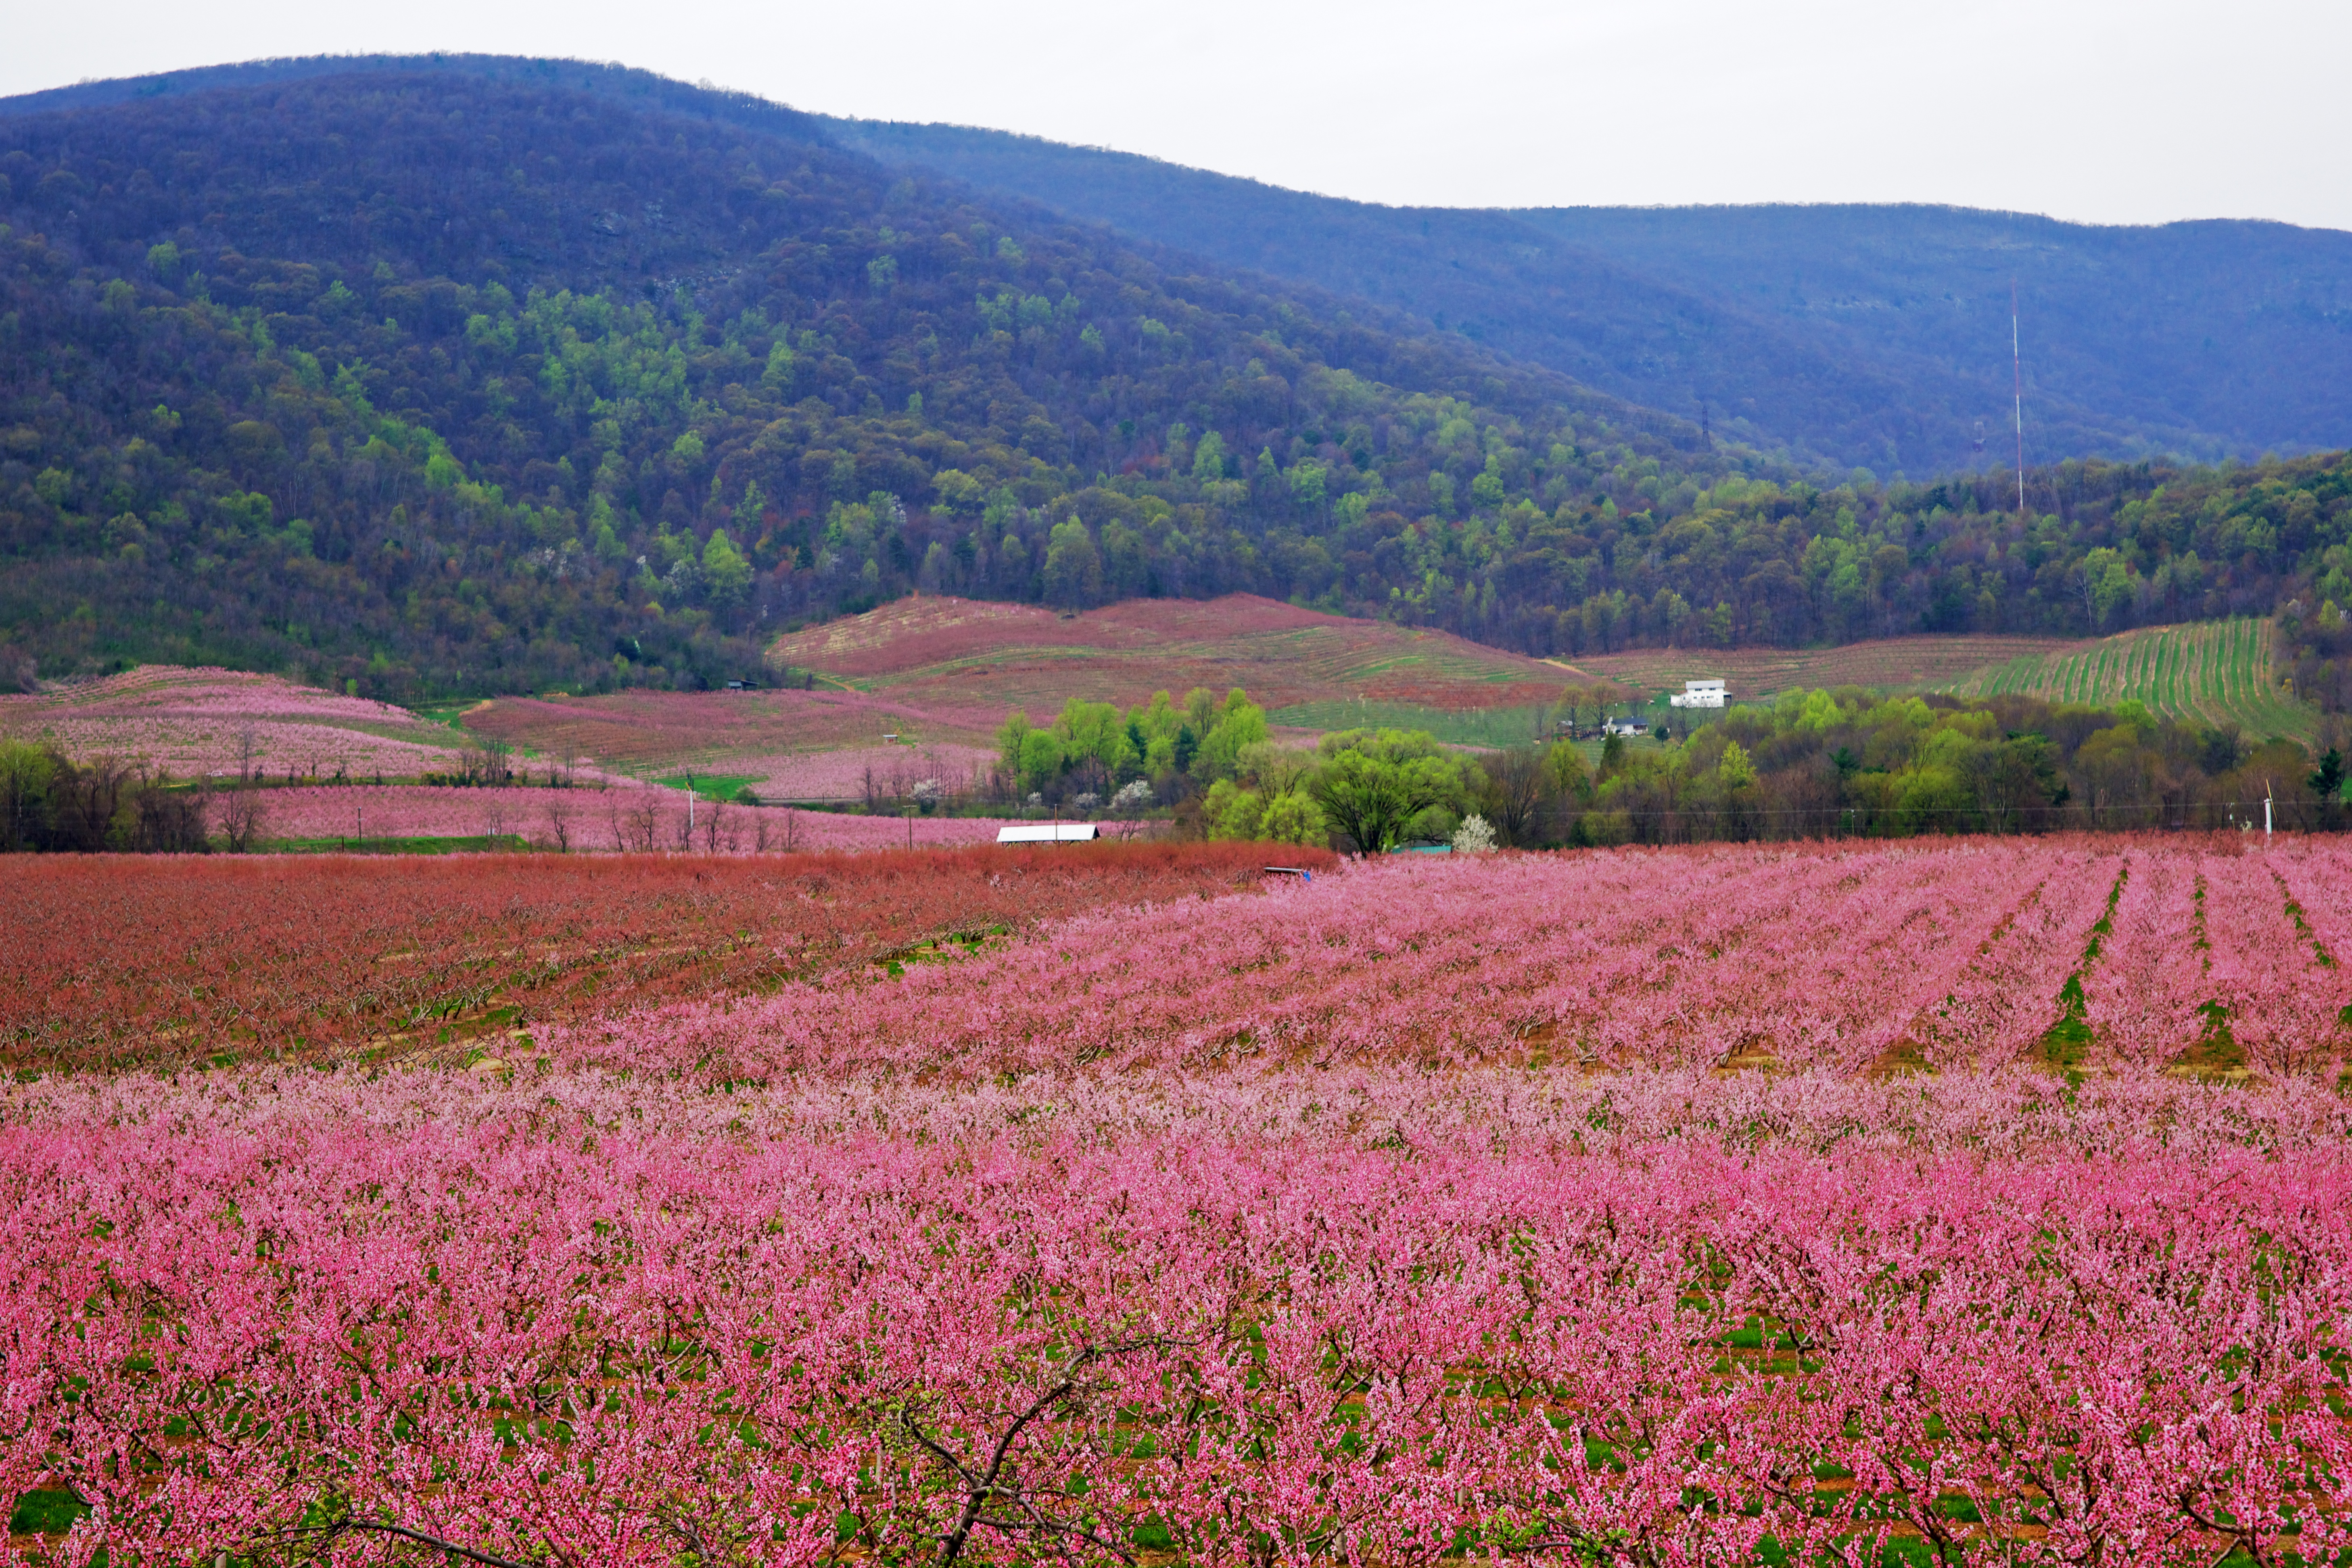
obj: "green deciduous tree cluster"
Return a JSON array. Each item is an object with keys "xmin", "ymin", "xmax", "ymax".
[
  {"xmin": 2279, "ymin": 596, "xmax": 2352, "ymax": 717},
  {"xmin": 992, "ymin": 693, "xmax": 1483, "ymax": 852},
  {"xmin": 995, "ymin": 687, "xmax": 1271, "ymax": 807},
  {"xmin": 0, "ymin": 738, "xmax": 213, "ymax": 852}
]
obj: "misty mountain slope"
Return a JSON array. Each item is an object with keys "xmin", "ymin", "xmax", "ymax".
[
  {"xmin": 821, "ymin": 118, "xmax": 2352, "ymax": 473},
  {"xmin": 1515, "ymin": 205, "xmax": 2352, "ymax": 460}
]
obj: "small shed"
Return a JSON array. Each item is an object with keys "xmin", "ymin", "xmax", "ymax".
[{"xmin": 996, "ymin": 823, "xmax": 1100, "ymax": 844}]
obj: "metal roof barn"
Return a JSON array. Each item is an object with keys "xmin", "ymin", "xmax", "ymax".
[{"xmin": 995, "ymin": 823, "xmax": 1100, "ymax": 843}]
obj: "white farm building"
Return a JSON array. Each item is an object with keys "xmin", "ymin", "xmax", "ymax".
[{"xmin": 1669, "ymin": 679, "xmax": 1728, "ymax": 709}]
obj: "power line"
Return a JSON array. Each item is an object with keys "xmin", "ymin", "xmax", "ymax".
[{"xmin": 1569, "ymin": 796, "xmax": 2320, "ymax": 826}]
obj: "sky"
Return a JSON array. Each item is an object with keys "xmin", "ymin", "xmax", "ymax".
[{"xmin": 8, "ymin": 0, "xmax": 2349, "ymax": 231}]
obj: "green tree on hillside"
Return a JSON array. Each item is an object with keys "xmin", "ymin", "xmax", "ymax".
[
  {"xmin": 2311, "ymin": 747, "xmax": 2346, "ymax": 827},
  {"xmin": 1042, "ymin": 518, "xmax": 1103, "ymax": 607}
]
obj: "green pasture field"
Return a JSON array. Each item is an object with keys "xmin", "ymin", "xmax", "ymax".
[
  {"xmin": 262, "ymin": 834, "xmax": 535, "ymax": 855},
  {"xmin": 1268, "ymin": 701, "xmax": 1562, "ymax": 748},
  {"xmin": 407, "ymin": 700, "xmax": 478, "ymax": 730},
  {"xmin": 654, "ymin": 773, "xmax": 763, "ymax": 802}
]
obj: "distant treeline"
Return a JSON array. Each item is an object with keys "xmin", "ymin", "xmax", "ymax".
[
  {"xmin": 1531, "ymin": 691, "xmax": 2347, "ymax": 846},
  {"xmin": 997, "ymin": 684, "xmax": 2351, "ymax": 849},
  {"xmin": 1, "ymin": 71, "xmax": 2348, "ymax": 704},
  {"xmin": 1209, "ymin": 693, "xmax": 2348, "ymax": 850}
]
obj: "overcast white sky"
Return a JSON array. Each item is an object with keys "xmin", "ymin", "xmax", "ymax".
[{"xmin": 8, "ymin": 0, "xmax": 2348, "ymax": 230}]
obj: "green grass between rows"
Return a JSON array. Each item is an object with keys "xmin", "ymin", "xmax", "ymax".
[
  {"xmin": 653, "ymin": 773, "xmax": 763, "ymax": 802},
  {"xmin": 261, "ymin": 834, "xmax": 535, "ymax": 855},
  {"xmin": 1268, "ymin": 702, "xmax": 1562, "ymax": 748}
]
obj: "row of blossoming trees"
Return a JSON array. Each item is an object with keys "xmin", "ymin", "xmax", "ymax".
[
  {"xmin": 10, "ymin": 1064, "xmax": 2352, "ymax": 1568},
  {"xmin": 5, "ymin": 837, "xmax": 2352, "ymax": 1568},
  {"xmin": 552, "ymin": 838, "xmax": 2352, "ymax": 1080}
]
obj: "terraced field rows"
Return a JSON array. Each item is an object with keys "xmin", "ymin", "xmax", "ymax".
[
  {"xmin": 1941, "ymin": 618, "xmax": 2318, "ymax": 743},
  {"xmin": 1560, "ymin": 632, "xmax": 2080, "ymax": 697}
]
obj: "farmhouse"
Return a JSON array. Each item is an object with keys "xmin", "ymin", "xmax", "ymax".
[
  {"xmin": 996, "ymin": 823, "xmax": 1100, "ymax": 843},
  {"xmin": 1602, "ymin": 715, "xmax": 1649, "ymax": 737},
  {"xmin": 1670, "ymin": 679, "xmax": 1729, "ymax": 709}
]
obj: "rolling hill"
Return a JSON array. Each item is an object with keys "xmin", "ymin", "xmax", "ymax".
[
  {"xmin": 459, "ymin": 686, "xmax": 1003, "ymax": 798},
  {"xmin": 461, "ymin": 594, "xmax": 1619, "ymax": 786},
  {"xmin": 766, "ymin": 592, "xmax": 1601, "ymax": 715},
  {"xmin": 0, "ymin": 664, "xmax": 469, "ymax": 778}
]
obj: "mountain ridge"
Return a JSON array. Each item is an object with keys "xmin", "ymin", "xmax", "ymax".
[
  {"xmin": 0, "ymin": 53, "xmax": 835, "ymax": 146},
  {"xmin": 821, "ymin": 116, "xmax": 2352, "ymax": 472}
]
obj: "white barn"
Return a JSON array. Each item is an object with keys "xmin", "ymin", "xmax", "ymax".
[
  {"xmin": 995, "ymin": 823, "xmax": 1100, "ymax": 843},
  {"xmin": 1669, "ymin": 679, "xmax": 1728, "ymax": 709}
]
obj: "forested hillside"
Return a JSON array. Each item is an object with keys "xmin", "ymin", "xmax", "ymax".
[
  {"xmin": 825, "ymin": 119, "xmax": 2352, "ymax": 473},
  {"xmin": 0, "ymin": 63, "xmax": 1694, "ymax": 695},
  {"xmin": 0, "ymin": 59, "xmax": 2348, "ymax": 703}
]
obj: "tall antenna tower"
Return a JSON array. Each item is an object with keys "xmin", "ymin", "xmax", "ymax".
[{"xmin": 2011, "ymin": 279, "xmax": 2026, "ymax": 521}]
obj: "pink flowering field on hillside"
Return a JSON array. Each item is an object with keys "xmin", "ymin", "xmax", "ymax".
[
  {"xmin": 8, "ymin": 837, "xmax": 2352, "ymax": 1568},
  {"xmin": 239, "ymin": 784, "xmax": 1010, "ymax": 850},
  {"xmin": 739, "ymin": 743, "xmax": 998, "ymax": 801},
  {"xmin": 0, "ymin": 666, "xmax": 463, "ymax": 777},
  {"xmin": 463, "ymin": 687, "xmax": 1002, "ymax": 779},
  {"xmin": 1, "ymin": 668, "xmax": 984, "ymax": 797}
]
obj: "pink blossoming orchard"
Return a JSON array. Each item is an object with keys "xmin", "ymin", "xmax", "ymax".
[
  {"xmin": 240, "ymin": 785, "xmax": 1010, "ymax": 852},
  {"xmin": 6, "ymin": 838, "xmax": 2352, "ymax": 1568}
]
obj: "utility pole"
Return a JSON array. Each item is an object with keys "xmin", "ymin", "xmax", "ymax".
[{"xmin": 2012, "ymin": 279, "xmax": 2027, "ymax": 523}]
